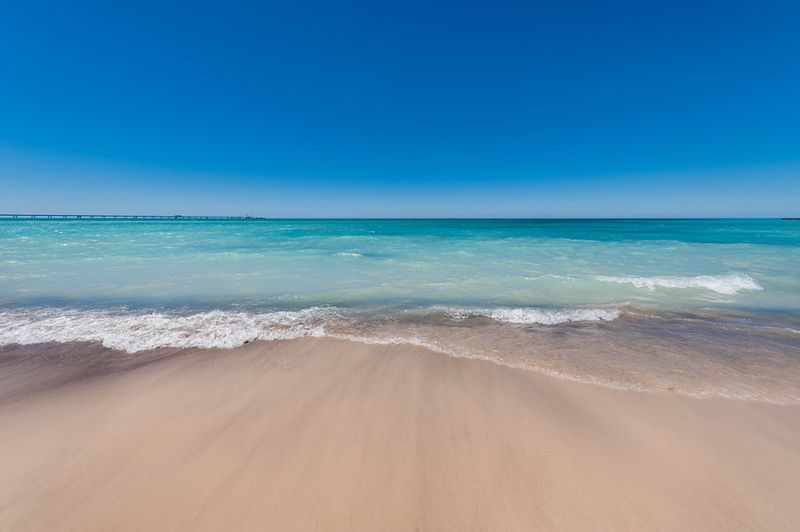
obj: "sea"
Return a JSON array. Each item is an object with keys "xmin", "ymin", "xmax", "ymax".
[{"xmin": 1, "ymin": 219, "xmax": 798, "ymax": 402}]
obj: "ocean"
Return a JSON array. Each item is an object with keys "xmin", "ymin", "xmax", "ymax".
[{"xmin": 1, "ymin": 219, "xmax": 799, "ymax": 402}]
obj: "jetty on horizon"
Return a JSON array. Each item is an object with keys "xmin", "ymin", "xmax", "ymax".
[{"xmin": 0, "ymin": 214, "xmax": 266, "ymax": 221}]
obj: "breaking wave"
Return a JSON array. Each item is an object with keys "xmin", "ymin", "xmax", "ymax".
[
  {"xmin": 595, "ymin": 274, "xmax": 762, "ymax": 295},
  {"xmin": 1, "ymin": 305, "xmax": 798, "ymax": 404},
  {"xmin": 0, "ymin": 307, "xmax": 334, "ymax": 353},
  {"xmin": 0, "ymin": 305, "xmax": 621, "ymax": 353},
  {"xmin": 439, "ymin": 306, "xmax": 620, "ymax": 324}
]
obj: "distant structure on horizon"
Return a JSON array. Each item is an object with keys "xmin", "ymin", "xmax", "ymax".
[{"xmin": 0, "ymin": 213, "xmax": 265, "ymax": 221}]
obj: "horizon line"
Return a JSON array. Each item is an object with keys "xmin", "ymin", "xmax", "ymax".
[{"xmin": 1, "ymin": 213, "xmax": 795, "ymax": 221}]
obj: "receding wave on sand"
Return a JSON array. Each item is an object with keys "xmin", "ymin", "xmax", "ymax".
[
  {"xmin": 0, "ymin": 305, "xmax": 623, "ymax": 353},
  {"xmin": 2, "ymin": 305, "xmax": 799, "ymax": 404}
]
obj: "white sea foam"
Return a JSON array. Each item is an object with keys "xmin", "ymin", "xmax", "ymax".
[
  {"xmin": 595, "ymin": 274, "xmax": 762, "ymax": 295},
  {"xmin": 0, "ymin": 304, "xmax": 617, "ymax": 354},
  {"xmin": 0, "ymin": 307, "xmax": 334, "ymax": 353},
  {"xmin": 440, "ymin": 306, "xmax": 620, "ymax": 324},
  {"xmin": 1, "ymin": 306, "xmax": 796, "ymax": 403}
]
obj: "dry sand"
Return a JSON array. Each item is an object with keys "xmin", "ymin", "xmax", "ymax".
[{"xmin": 1, "ymin": 338, "xmax": 799, "ymax": 531}]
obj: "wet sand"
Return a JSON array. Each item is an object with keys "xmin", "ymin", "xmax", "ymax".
[{"xmin": 1, "ymin": 338, "xmax": 799, "ymax": 531}]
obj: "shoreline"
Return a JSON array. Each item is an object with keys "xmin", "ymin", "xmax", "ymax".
[
  {"xmin": 2, "ymin": 338, "xmax": 800, "ymax": 530},
  {"xmin": 4, "ymin": 309, "xmax": 800, "ymax": 405}
]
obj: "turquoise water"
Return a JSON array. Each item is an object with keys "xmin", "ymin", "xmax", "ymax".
[
  {"xmin": 1, "ymin": 219, "xmax": 798, "ymax": 309},
  {"xmin": 1, "ymin": 219, "xmax": 799, "ymax": 401}
]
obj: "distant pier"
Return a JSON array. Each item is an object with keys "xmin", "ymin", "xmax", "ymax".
[{"xmin": 0, "ymin": 214, "xmax": 266, "ymax": 221}]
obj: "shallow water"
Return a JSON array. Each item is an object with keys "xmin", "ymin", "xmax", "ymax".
[{"xmin": 1, "ymin": 219, "xmax": 798, "ymax": 401}]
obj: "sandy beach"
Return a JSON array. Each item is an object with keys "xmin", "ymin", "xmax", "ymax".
[
  {"xmin": 1, "ymin": 338, "xmax": 799, "ymax": 531},
  {"xmin": 5, "ymin": 0, "xmax": 799, "ymax": 527}
]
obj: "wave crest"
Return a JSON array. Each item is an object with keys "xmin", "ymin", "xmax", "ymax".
[
  {"xmin": 441, "ymin": 306, "xmax": 620, "ymax": 325},
  {"xmin": 0, "ymin": 308, "xmax": 334, "ymax": 353},
  {"xmin": 0, "ymin": 305, "xmax": 621, "ymax": 353},
  {"xmin": 595, "ymin": 274, "xmax": 762, "ymax": 295}
]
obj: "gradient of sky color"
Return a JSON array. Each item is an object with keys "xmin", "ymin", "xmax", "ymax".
[{"xmin": 1, "ymin": 0, "xmax": 798, "ymax": 217}]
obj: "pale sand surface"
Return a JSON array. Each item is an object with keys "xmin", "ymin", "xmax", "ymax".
[{"xmin": 1, "ymin": 338, "xmax": 799, "ymax": 531}]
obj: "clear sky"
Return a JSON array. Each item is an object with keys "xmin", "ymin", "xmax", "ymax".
[{"xmin": 1, "ymin": 0, "xmax": 798, "ymax": 217}]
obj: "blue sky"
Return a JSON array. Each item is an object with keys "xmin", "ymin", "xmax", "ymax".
[{"xmin": 1, "ymin": 0, "xmax": 798, "ymax": 217}]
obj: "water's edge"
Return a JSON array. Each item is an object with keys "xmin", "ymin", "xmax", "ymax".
[{"xmin": 2, "ymin": 305, "xmax": 798, "ymax": 405}]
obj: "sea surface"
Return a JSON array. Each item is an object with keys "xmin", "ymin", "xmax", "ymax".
[{"xmin": 1, "ymin": 219, "xmax": 799, "ymax": 402}]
